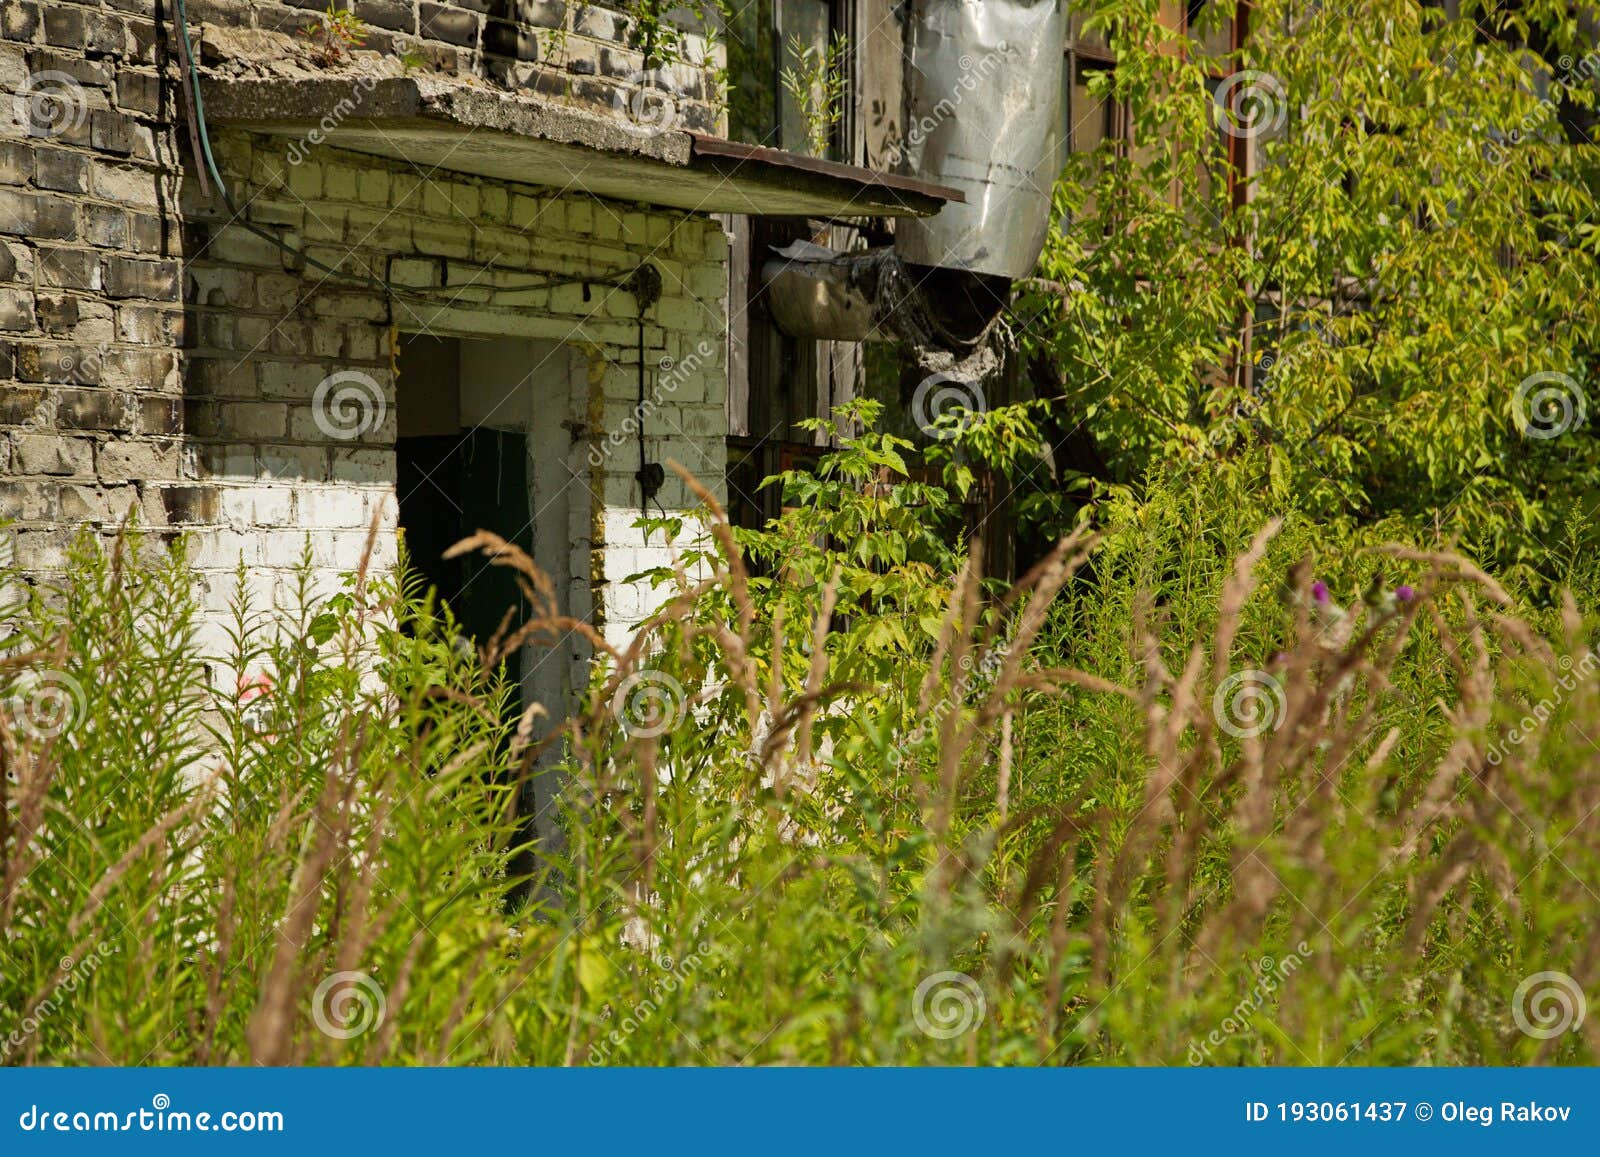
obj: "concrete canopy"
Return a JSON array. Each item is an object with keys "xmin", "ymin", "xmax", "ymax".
[{"xmin": 200, "ymin": 77, "xmax": 962, "ymax": 219}]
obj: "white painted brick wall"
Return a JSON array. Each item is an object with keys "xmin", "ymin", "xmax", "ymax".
[{"xmin": 182, "ymin": 131, "xmax": 728, "ymax": 658}]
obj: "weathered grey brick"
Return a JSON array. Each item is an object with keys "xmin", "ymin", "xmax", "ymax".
[
  {"xmin": 84, "ymin": 204, "xmax": 128, "ymax": 248},
  {"xmin": 115, "ymin": 71, "xmax": 161, "ymax": 116},
  {"xmin": 1, "ymin": 1, "xmax": 39, "ymax": 43},
  {"xmin": 36, "ymin": 295, "xmax": 78, "ymax": 335},
  {"xmin": 104, "ymin": 256, "xmax": 179, "ymax": 300},
  {"xmin": 126, "ymin": 211, "xmax": 163, "ymax": 253},
  {"xmin": 126, "ymin": 18, "xmax": 160, "ymax": 66},
  {"xmin": 420, "ymin": 2, "xmax": 481, "ymax": 46},
  {"xmin": 100, "ymin": 347, "xmax": 174, "ymax": 388},
  {"xmin": 91, "ymin": 109, "xmax": 137, "ymax": 156},
  {"xmin": 182, "ymin": 398, "xmax": 218, "ymax": 438},
  {"xmin": 138, "ymin": 395, "xmax": 182, "ymax": 436},
  {"xmin": 42, "ymin": 7, "xmax": 84, "ymax": 48},
  {"xmin": 0, "ymin": 286, "xmax": 33, "ymax": 331},
  {"xmin": 23, "ymin": 48, "xmax": 112, "ymax": 87},
  {"xmin": 59, "ymin": 483, "xmax": 126, "ymax": 523},
  {"xmin": 84, "ymin": 13, "xmax": 129, "ymax": 58},
  {"xmin": 97, "ymin": 438, "xmax": 178, "ymax": 480},
  {"xmin": 156, "ymin": 485, "xmax": 218, "ymax": 525},
  {"xmin": 57, "ymin": 388, "xmax": 133, "ymax": 432},
  {"xmin": 32, "ymin": 148, "xmax": 88, "ymax": 193},
  {"xmin": 0, "ymin": 188, "xmax": 76, "ymax": 240},
  {"xmin": 484, "ymin": 20, "xmax": 541, "ymax": 62},
  {"xmin": 92, "ymin": 162, "xmax": 162, "ymax": 209},
  {"xmin": 220, "ymin": 402, "xmax": 288, "ymax": 439},
  {"xmin": 354, "ymin": 0, "xmax": 415, "ymax": 33},
  {"xmin": 15, "ymin": 434, "xmax": 93, "ymax": 477},
  {"xmin": 38, "ymin": 248, "xmax": 100, "ymax": 291},
  {"xmin": 16, "ymin": 342, "xmax": 99, "ymax": 384},
  {"xmin": 116, "ymin": 304, "xmax": 181, "ymax": 345},
  {"xmin": 0, "ymin": 141, "xmax": 29, "ymax": 186},
  {"xmin": 572, "ymin": 4, "xmax": 624, "ymax": 42},
  {"xmin": 0, "ymin": 384, "xmax": 45, "ymax": 425},
  {"xmin": 0, "ymin": 480, "xmax": 57, "ymax": 521}
]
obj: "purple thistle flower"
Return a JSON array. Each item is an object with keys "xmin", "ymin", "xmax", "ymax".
[
  {"xmin": 1395, "ymin": 585, "xmax": 1416, "ymax": 603},
  {"xmin": 1311, "ymin": 580, "xmax": 1330, "ymax": 605}
]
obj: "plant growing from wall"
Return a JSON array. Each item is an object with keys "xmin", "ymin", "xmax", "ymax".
[
  {"xmin": 298, "ymin": 3, "xmax": 368, "ymax": 67},
  {"xmin": 781, "ymin": 30, "xmax": 850, "ymax": 157},
  {"xmin": 619, "ymin": 1, "xmax": 734, "ymax": 126},
  {"xmin": 627, "ymin": 0, "xmax": 730, "ymax": 68}
]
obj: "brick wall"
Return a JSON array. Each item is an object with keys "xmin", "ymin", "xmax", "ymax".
[
  {"xmin": 0, "ymin": 0, "xmax": 731, "ymax": 670},
  {"xmin": 185, "ymin": 129, "xmax": 729, "ymax": 653},
  {"xmin": 197, "ymin": 0, "xmax": 726, "ymax": 135},
  {"xmin": 1, "ymin": 0, "xmax": 184, "ymax": 576}
]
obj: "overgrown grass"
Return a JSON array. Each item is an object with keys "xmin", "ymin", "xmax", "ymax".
[{"xmin": 2, "ymin": 447, "xmax": 1596, "ymax": 1064}]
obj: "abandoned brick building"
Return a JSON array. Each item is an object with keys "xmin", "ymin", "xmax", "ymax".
[{"xmin": 0, "ymin": 0, "xmax": 1096, "ymax": 733}]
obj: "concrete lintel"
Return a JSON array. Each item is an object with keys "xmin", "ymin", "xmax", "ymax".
[{"xmin": 200, "ymin": 77, "xmax": 957, "ymax": 219}]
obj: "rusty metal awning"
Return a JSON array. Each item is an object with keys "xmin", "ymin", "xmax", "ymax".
[{"xmin": 200, "ymin": 77, "xmax": 962, "ymax": 219}]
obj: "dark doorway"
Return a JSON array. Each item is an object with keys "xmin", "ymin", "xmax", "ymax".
[{"xmin": 394, "ymin": 335, "xmax": 534, "ymax": 652}]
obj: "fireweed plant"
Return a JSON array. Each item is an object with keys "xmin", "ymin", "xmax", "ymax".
[{"xmin": 1, "ymin": 418, "xmax": 1596, "ymax": 1065}]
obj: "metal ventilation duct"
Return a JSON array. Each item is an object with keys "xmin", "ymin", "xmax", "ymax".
[
  {"xmin": 895, "ymin": 0, "xmax": 1064, "ymax": 280},
  {"xmin": 761, "ymin": 0, "xmax": 1063, "ymax": 353}
]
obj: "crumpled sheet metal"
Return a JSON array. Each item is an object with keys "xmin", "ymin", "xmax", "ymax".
[
  {"xmin": 895, "ymin": 0, "xmax": 1064, "ymax": 280},
  {"xmin": 762, "ymin": 242, "xmax": 1003, "ymax": 357}
]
